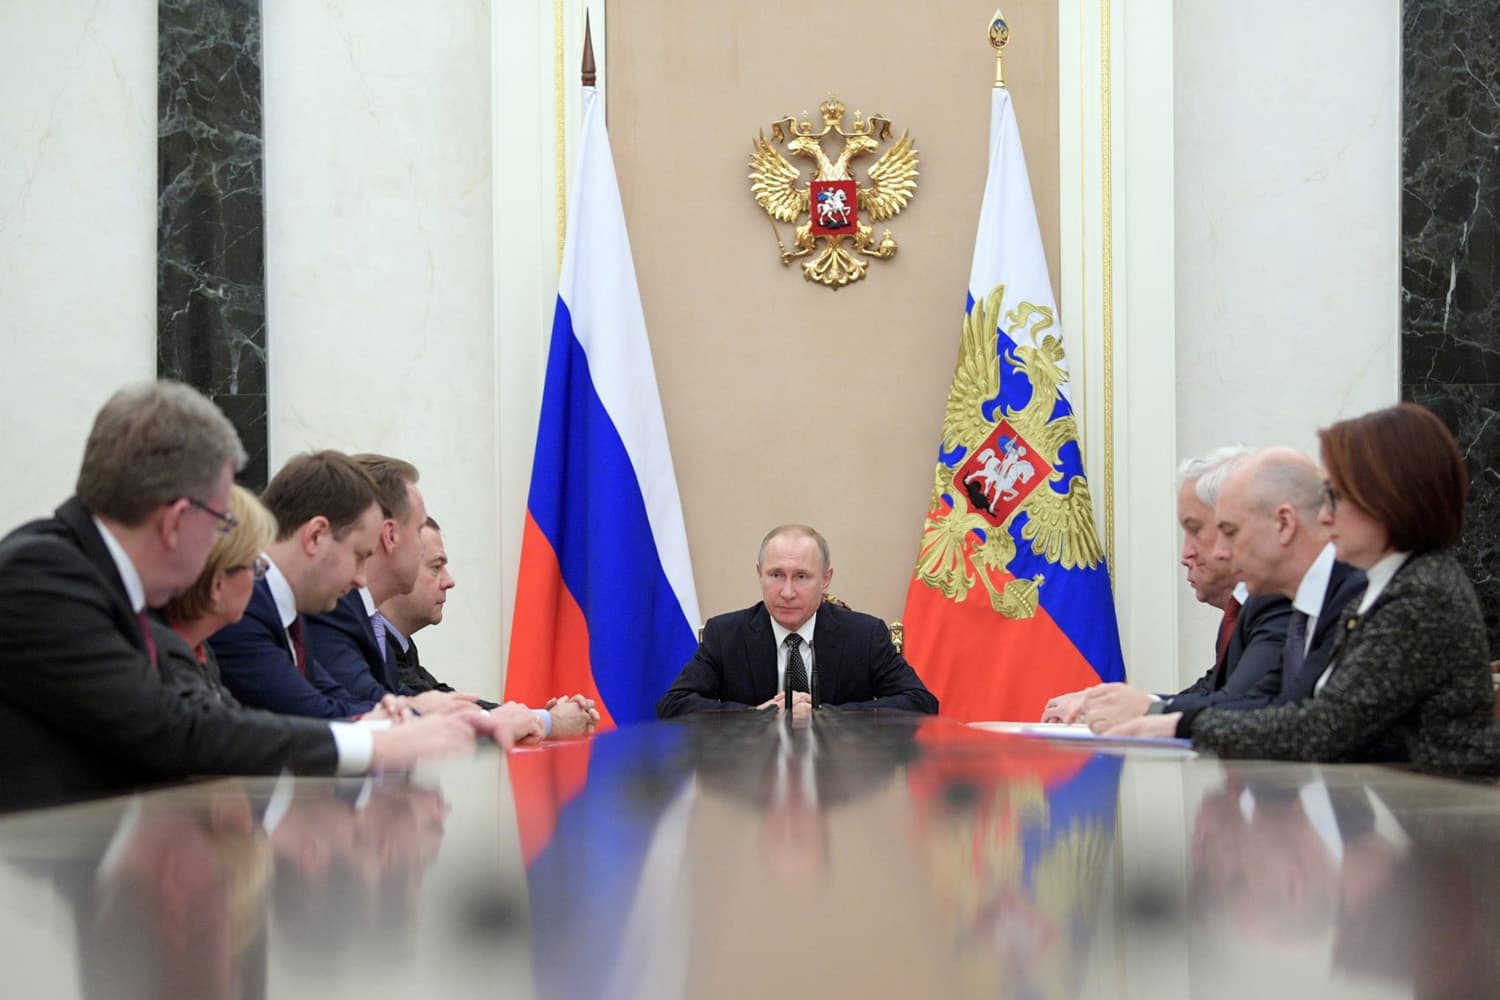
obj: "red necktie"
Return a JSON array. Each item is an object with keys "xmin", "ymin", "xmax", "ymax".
[
  {"xmin": 287, "ymin": 618, "xmax": 310, "ymax": 677},
  {"xmin": 1214, "ymin": 598, "xmax": 1242, "ymax": 676},
  {"xmin": 135, "ymin": 610, "xmax": 158, "ymax": 670}
]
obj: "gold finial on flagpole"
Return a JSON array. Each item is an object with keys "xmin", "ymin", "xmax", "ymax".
[{"xmin": 989, "ymin": 9, "xmax": 1010, "ymax": 89}]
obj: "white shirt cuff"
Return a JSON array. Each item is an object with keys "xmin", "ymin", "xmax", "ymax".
[{"xmin": 329, "ymin": 721, "xmax": 377, "ymax": 775}]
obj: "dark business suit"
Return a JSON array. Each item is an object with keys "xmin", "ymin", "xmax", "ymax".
[
  {"xmin": 1190, "ymin": 550, "xmax": 1500, "ymax": 779},
  {"xmin": 655, "ymin": 602, "xmax": 938, "ymax": 717},
  {"xmin": 1169, "ymin": 561, "xmax": 1367, "ymax": 716},
  {"xmin": 1160, "ymin": 594, "xmax": 1293, "ymax": 714},
  {"xmin": 0, "ymin": 498, "xmax": 339, "ymax": 812},
  {"xmin": 1271, "ymin": 561, "xmax": 1368, "ymax": 704},
  {"xmin": 209, "ymin": 579, "xmax": 377, "ymax": 720},
  {"xmin": 392, "ymin": 634, "xmax": 499, "ymax": 710},
  {"xmin": 305, "ymin": 590, "xmax": 407, "ymax": 700}
]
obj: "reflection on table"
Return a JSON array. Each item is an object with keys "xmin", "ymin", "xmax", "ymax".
[{"xmin": 2, "ymin": 711, "xmax": 1499, "ymax": 999}]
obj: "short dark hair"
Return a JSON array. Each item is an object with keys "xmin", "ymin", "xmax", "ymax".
[
  {"xmin": 261, "ymin": 451, "xmax": 379, "ymax": 542},
  {"xmin": 1319, "ymin": 403, "xmax": 1467, "ymax": 552},
  {"xmin": 76, "ymin": 381, "xmax": 246, "ymax": 525},
  {"xmin": 351, "ymin": 454, "xmax": 419, "ymax": 524}
]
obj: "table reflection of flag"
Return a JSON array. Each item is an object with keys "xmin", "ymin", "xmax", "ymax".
[
  {"xmin": 512, "ymin": 725, "xmax": 694, "ymax": 1000},
  {"xmin": 908, "ymin": 723, "xmax": 1122, "ymax": 996}
]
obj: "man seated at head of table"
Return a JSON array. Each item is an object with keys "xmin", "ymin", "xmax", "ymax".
[
  {"xmin": 656, "ymin": 523, "xmax": 938, "ymax": 720},
  {"xmin": 373, "ymin": 514, "xmax": 599, "ymax": 736},
  {"xmin": 0, "ymin": 381, "xmax": 527, "ymax": 813},
  {"xmin": 1113, "ymin": 404, "xmax": 1500, "ymax": 781}
]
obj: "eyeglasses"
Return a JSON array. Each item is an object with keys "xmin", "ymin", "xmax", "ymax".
[
  {"xmin": 1321, "ymin": 480, "xmax": 1342, "ymax": 513},
  {"xmin": 183, "ymin": 496, "xmax": 239, "ymax": 536},
  {"xmin": 227, "ymin": 555, "xmax": 270, "ymax": 580}
]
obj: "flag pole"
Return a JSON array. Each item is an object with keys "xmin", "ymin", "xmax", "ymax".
[
  {"xmin": 581, "ymin": 9, "xmax": 596, "ymax": 87},
  {"xmin": 989, "ymin": 9, "xmax": 1010, "ymax": 90}
]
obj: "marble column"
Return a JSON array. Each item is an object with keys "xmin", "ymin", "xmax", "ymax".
[
  {"xmin": 1403, "ymin": 0, "xmax": 1500, "ymax": 652},
  {"xmin": 157, "ymin": 0, "xmax": 268, "ymax": 488}
]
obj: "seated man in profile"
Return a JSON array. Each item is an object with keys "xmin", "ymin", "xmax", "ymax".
[
  {"xmin": 1040, "ymin": 447, "xmax": 1292, "ymax": 728},
  {"xmin": 656, "ymin": 524, "xmax": 937, "ymax": 719},
  {"xmin": 378, "ymin": 515, "xmax": 598, "ymax": 737}
]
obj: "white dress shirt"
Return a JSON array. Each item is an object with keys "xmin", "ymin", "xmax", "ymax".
[{"xmin": 1290, "ymin": 542, "xmax": 1339, "ymax": 657}]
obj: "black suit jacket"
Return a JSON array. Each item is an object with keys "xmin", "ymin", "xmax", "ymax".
[
  {"xmin": 391, "ymin": 635, "xmax": 499, "ymax": 710},
  {"xmin": 305, "ymin": 590, "xmax": 407, "ymax": 698},
  {"xmin": 1163, "ymin": 594, "xmax": 1292, "ymax": 714},
  {"xmin": 0, "ymin": 498, "xmax": 339, "ymax": 812},
  {"xmin": 1273, "ymin": 561, "xmax": 1368, "ymax": 704},
  {"xmin": 655, "ymin": 602, "xmax": 938, "ymax": 717}
]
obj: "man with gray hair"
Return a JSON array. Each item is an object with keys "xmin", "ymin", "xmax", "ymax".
[
  {"xmin": 1042, "ymin": 445, "xmax": 1294, "ymax": 727},
  {"xmin": 656, "ymin": 523, "xmax": 937, "ymax": 718},
  {"xmin": 1102, "ymin": 447, "xmax": 1368, "ymax": 739},
  {"xmin": 0, "ymin": 381, "xmax": 520, "ymax": 813}
]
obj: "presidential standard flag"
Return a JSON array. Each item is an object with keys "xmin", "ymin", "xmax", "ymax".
[
  {"xmin": 901, "ymin": 83, "xmax": 1125, "ymax": 722},
  {"xmin": 505, "ymin": 85, "xmax": 701, "ymax": 728}
]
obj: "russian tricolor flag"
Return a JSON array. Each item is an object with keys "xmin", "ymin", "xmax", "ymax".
[{"xmin": 504, "ymin": 85, "xmax": 701, "ymax": 728}]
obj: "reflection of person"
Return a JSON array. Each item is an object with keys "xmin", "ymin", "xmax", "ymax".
[
  {"xmin": 1118, "ymin": 404, "xmax": 1500, "ymax": 779},
  {"xmin": 656, "ymin": 524, "xmax": 937, "ymax": 719},
  {"xmin": 268, "ymin": 778, "xmax": 450, "ymax": 967},
  {"xmin": 81, "ymin": 786, "xmax": 271, "ymax": 1000},
  {"xmin": 1044, "ymin": 447, "xmax": 1294, "ymax": 726}
]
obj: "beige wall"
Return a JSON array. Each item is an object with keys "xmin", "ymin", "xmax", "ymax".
[{"xmin": 608, "ymin": 1, "xmax": 1060, "ymax": 624}]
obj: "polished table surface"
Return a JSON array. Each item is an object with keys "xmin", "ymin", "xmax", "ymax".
[{"xmin": 3, "ymin": 711, "xmax": 1499, "ymax": 999}]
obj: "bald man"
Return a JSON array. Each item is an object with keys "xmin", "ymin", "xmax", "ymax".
[{"xmin": 1108, "ymin": 447, "xmax": 1367, "ymax": 739}]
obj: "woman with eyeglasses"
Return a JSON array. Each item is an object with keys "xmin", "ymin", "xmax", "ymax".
[
  {"xmin": 157, "ymin": 485, "xmax": 276, "ymax": 704},
  {"xmin": 1118, "ymin": 403, "xmax": 1500, "ymax": 780}
]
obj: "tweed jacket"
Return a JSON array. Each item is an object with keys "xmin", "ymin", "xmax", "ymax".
[{"xmin": 1188, "ymin": 549, "xmax": 1500, "ymax": 780}]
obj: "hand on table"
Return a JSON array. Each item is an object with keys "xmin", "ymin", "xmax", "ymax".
[
  {"xmin": 757, "ymin": 691, "xmax": 813, "ymax": 720},
  {"xmin": 1080, "ymin": 683, "xmax": 1154, "ymax": 732}
]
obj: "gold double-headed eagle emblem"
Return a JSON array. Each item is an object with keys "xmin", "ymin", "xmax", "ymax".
[{"xmin": 748, "ymin": 98, "xmax": 919, "ymax": 289}]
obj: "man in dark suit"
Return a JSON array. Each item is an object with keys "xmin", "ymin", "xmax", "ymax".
[
  {"xmin": 656, "ymin": 524, "xmax": 937, "ymax": 719},
  {"xmin": 378, "ymin": 517, "xmax": 598, "ymax": 733},
  {"xmin": 0, "ymin": 383, "xmax": 498, "ymax": 813},
  {"xmin": 1102, "ymin": 448, "xmax": 1367, "ymax": 739},
  {"xmin": 304, "ymin": 454, "xmax": 455, "ymax": 704},
  {"xmin": 209, "ymin": 451, "xmax": 390, "ymax": 719},
  {"xmin": 1044, "ymin": 447, "xmax": 1295, "ymax": 726},
  {"xmin": 379, "ymin": 515, "xmax": 481, "ymax": 699},
  {"xmin": 1185, "ymin": 448, "xmax": 1367, "ymax": 710}
]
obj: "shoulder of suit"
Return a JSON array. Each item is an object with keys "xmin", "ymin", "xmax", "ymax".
[
  {"xmin": 1242, "ymin": 593, "xmax": 1292, "ymax": 617},
  {"xmin": 703, "ymin": 603, "xmax": 765, "ymax": 630},
  {"xmin": 822, "ymin": 602, "xmax": 887, "ymax": 630}
]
